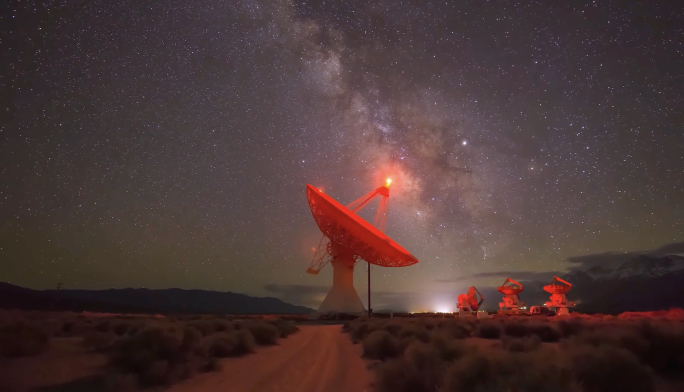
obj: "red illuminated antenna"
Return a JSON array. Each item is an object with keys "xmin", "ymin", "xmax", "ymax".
[
  {"xmin": 497, "ymin": 278, "xmax": 525, "ymax": 314},
  {"xmin": 305, "ymin": 179, "xmax": 418, "ymax": 317},
  {"xmin": 543, "ymin": 276, "xmax": 576, "ymax": 315},
  {"xmin": 457, "ymin": 286, "xmax": 484, "ymax": 313}
]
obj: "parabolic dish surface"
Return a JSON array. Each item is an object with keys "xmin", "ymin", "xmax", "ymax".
[
  {"xmin": 497, "ymin": 286, "xmax": 523, "ymax": 296},
  {"xmin": 306, "ymin": 184, "xmax": 419, "ymax": 268}
]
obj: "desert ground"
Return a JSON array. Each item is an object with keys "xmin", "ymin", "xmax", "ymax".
[
  {"xmin": 167, "ymin": 325, "xmax": 371, "ymax": 392},
  {"xmin": 2, "ymin": 310, "xmax": 684, "ymax": 391}
]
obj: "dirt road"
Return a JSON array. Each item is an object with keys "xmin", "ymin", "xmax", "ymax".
[{"xmin": 168, "ymin": 325, "xmax": 373, "ymax": 392}]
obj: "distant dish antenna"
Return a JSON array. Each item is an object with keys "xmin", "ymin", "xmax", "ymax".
[
  {"xmin": 497, "ymin": 278, "xmax": 525, "ymax": 314},
  {"xmin": 457, "ymin": 286, "xmax": 484, "ymax": 316},
  {"xmin": 543, "ymin": 276, "xmax": 576, "ymax": 315},
  {"xmin": 305, "ymin": 181, "xmax": 419, "ymax": 317}
]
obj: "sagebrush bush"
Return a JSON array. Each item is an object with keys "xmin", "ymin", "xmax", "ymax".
[
  {"xmin": 429, "ymin": 332, "xmax": 476, "ymax": 362},
  {"xmin": 529, "ymin": 323, "xmax": 561, "ymax": 342},
  {"xmin": 373, "ymin": 342, "xmax": 447, "ymax": 392},
  {"xmin": 186, "ymin": 321, "xmax": 215, "ymax": 337},
  {"xmin": 112, "ymin": 323, "xmax": 129, "ymax": 336},
  {"xmin": 213, "ymin": 321, "xmax": 231, "ymax": 333},
  {"xmin": 108, "ymin": 327, "xmax": 191, "ymax": 387},
  {"xmin": 476, "ymin": 321, "xmax": 501, "ymax": 339},
  {"xmin": 362, "ymin": 330, "xmax": 403, "ymax": 360},
  {"xmin": 83, "ymin": 331, "xmax": 115, "ymax": 351},
  {"xmin": 397, "ymin": 324, "xmax": 430, "ymax": 343},
  {"xmin": 557, "ymin": 319, "xmax": 584, "ymax": 337},
  {"xmin": 0, "ymin": 322, "xmax": 50, "ymax": 358},
  {"xmin": 569, "ymin": 344, "xmax": 654, "ymax": 392},
  {"xmin": 268, "ymin": 319, "xmax": 299, "ymax": 338},
  {"xmin": 244, "ymin": 321, "xmax": 279, "ymax": 346},
  {"xmin": 94, "ymin": 320, "xmax": 111, "ymax": 332},
  {"xmin": 502, "ymin": 321, "xmax": 531, "ymax": 337},
  {"xmin": 442, "ymin": 348, "xmax": 579, "ymax": 392},
  {"xmin": 205, "ymin": 330, "xmax": 255, "ymax": 357},
  {"xmin": 630, "ymin": 320, "xmax": 684, "ymax": 376},
  {"xmin": 501, "ymin": 335, "xmax": 541, "ymax": 352}
]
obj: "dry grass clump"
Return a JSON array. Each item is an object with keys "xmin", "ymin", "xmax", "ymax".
[
  {"xmin": 442, "ymin": 347, "xmax": 580, "ymax": 392},
  {"xmin": 243, "ymin": 321, "xmax": 279, "ymax": 345},
  {"xmin": 268, "ymin": 318, "xmax": 299, "ymax": 338},
  {"xmin": 501, "ymin": 320, "xmax": 561, "ymax": 342},
  {"xmin": 108, "ymin": 327, "xmax": 199, "ymax": 387},
  {"xmin": 374, "ymin": 342, "xmax": 452, "ymax": 392},
  {"xmin": 501, "ymin": 335, "xmax": 541, "ymax": 352},
  {"xmin": 362, "ymin": 330, "xmax": 404, "ymax": 360},
  {"xmin": 568, "ymin": 344, "xmax": 654, "ymax": 392},
  {"xmin": 205, "ymin": 330, "xmax": 255, "ymax": 357},
  {"xmin": 0, "ymin": 321, "xmax": 50, "ymax": 358},
  {"xmin": 349, "ymin": 314, "xmax": 684, "ymax": 392},
  {"xmin": 99, "ymin": 317, "xmax": 299, "ymax": 387},
  {"xmin": 82, "ymin": 331, "xmax": 116, "ymax": 351},
  {"xmin": 476, "ymin": 321, "xmax": 501, "ymax": 339}
]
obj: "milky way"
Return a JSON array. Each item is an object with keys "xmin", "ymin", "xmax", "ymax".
[{"xmin": 1, "ymin": 0, "xmax": 682, "ymax": 310}]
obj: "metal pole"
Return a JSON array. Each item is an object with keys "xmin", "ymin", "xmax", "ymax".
[{"xmin": 368, "ymin": 262, "xmax": 371, "ymax": 318}]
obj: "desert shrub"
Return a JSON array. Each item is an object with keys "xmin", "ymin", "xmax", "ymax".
[
  {"xmin": 108, "ymin": 327, "xmax": 198, "ymax": 387},
  {"xmin": 429, "ymin": 332, "xmax": 476, "ymax": 362},
  {"xmin": 622, "ymin": 321, "xmax": 684, "ymax": 377},
  {"xmin": 348, "ymin": 321, "xmax": 380, "ymax": 343},
  {"xmin": 0, "ymin": 322, "xmax": 50, "ymax": 358},
  {"xmin": 557, "ymin": 319, "xmax": 584, "ymax": 337},
  {"xmin": 205, "ymin": 331, "xmax": 255, "ymax": 357},
  {"xmin": 437, "ymin": 320, "xmax": 472, "ymax": 339},
  {"xmin": 112, "ymin": 323, "xmax": 129, "ymax": 336},
  {"xmin": 244, "ymin": 321, "xmax": 279, "ymax": 346},
  {"xmin": 529, "ymin": 323, "xmax": 561, "ymax": 342},
  {"xmin": 397, "ymin": 325, "xmax": 430, "ymax": 343},
  {"xmin": 83, "ymin": 331, "xmax": 115, "ymax": 351},
  {"xmin": 61, "ymin": 321, "xmax": 75, "ymax": 334},
  {"xmin": 95, "ymin": 320, "xmax": 111, "ymax": 332},
  {"xmin": 186, "ymin": 321, "xmax": 215, "ymax": 337},
  {"xmin": 503, "ymin": 321, "xmax": 531, "ymax": 337},
  {"xmin": 268, "ymin": 319, "xmax": 299, "ymax": 338},
  {"xmin": 443, "ymin": 348, "xmax": 579, "ymax": 392},
  {"xmin": 181, "ymin": 326, "xmax": 203, "ymax": 351},
  {"xmin": 502, "ymin": 335, "xmax": 542, "ymax": 353},
  {"xmin": 126, "ymin": 323, "xmax": 143, "ymax": 335},
  {"xmin": 569, "ymin": 344, "xmax": 654, "ymax": 392},
  {"xmin": 362, "ymin": 330, "xmax": 403, "ymax": 360},
  {"xmin": 476, "ymin": 321, "xmax": 501, "ymax": 339},
  {"xmin": 373, "ymin": 342, "xmax": 447, "ymax": 392},
  {"xmin": 213, "ymin": 321, "xmax": 231, "ymax": 333},
  {"xmin": 382, "ymin": 322, "xmax": 404, "ymax": 337}
]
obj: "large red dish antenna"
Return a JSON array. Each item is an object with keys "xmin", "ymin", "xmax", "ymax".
[{"xmin": 306, "ymin": 184, "xmax": 418, "ymax": 267}]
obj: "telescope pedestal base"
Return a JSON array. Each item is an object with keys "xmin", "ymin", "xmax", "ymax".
[{"xmin": 317, "ymin": 253, "xmax": 365, "ymax": 315}]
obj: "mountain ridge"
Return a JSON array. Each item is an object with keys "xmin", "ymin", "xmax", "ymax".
[{"xmin": 0, "ymin": 283, "xmax": 315, "ymax": 315}]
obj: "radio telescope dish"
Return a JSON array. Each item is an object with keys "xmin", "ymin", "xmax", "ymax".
[
  {"xmin": 497, "ymin": 278, "xmax": 525, "ymax": 313},
  {"xmin": 543, "ymin": 276, "xmax": 575, "ymax": 315},
  {"xmin": 305, "ymin": 182, "xmax": 419, "ymax": 316},
  {"xmin": 457, "ymin": 286, "xmax": 484, "ymax": 313}
]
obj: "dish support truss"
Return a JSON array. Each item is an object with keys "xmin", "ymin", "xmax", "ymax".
[{"xmin": 306, "ymin": 185, "xmax": 392, "ymax": 275}]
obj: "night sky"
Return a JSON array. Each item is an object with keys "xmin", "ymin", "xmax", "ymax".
[{"xmin": 2, "ymin": 0, "xmax": 683, "ymax": 311}]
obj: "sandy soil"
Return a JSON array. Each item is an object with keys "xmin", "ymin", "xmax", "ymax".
[{"xmin": 167, "ymin": 325, "xmax": 373, "ymax": 392}]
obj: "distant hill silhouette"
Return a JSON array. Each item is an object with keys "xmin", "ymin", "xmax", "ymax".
[{"xmin": 0, "ymin": 283, "xmax": 314, "ymax": 314}]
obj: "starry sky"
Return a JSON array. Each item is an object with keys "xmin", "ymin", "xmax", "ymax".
[{"xmin": 1, "ymin": 0, "xmax": 683, "ymax": 311}]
